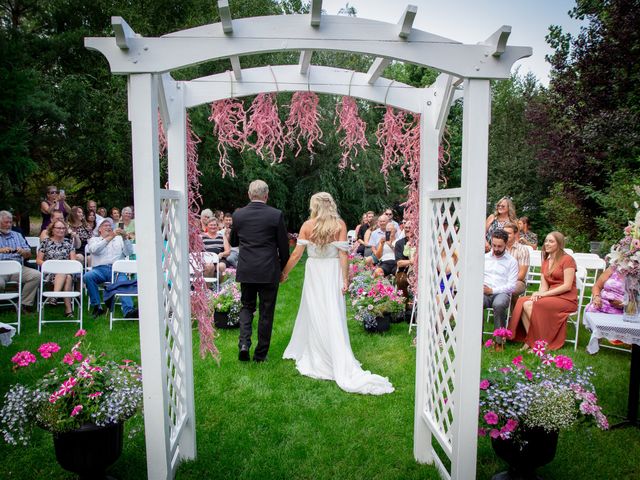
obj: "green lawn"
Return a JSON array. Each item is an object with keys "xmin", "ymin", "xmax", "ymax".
[{"xmin": 0, "ymin": 259, "xmax": 639, "ymax": 479}]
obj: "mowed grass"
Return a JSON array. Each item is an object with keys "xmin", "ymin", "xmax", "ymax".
[{"xmin": 0, "ymin": 256, "xmax": 638, "ymax": 479}]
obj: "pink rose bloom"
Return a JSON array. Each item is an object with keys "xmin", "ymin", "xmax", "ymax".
[
  {"xmin": 70, "ymin": 405, "xmax": 83, "ymax": 417},
  {"xmin": 489, "ymin": 429, "xmax": 501, "ymax": 439},
  {"xmin": 479, "ymin": 379, "xmax": 490, "ymax": 390},
  {"xmin": 512, "ymin": 355, "xmax": 523, "ymax": 366},
  {"xmin": 74, "ymin": 329, "xmax": 87, "ymax": 337},
  {"xmin": 484, "ymin": 411, "xmax": 499, "ymax": 425},
  {"xmin": 11, "ymin": 351, "xmax": 37, "ymax": 367}
]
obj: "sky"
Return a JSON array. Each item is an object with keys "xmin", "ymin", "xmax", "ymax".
[{"xmin": 320, "ymin": 0, "xmax": 585, "ymax": 85}]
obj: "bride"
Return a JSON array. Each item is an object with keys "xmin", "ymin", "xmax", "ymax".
[{"xmin": 281, "ymin": 192, "xmax": 394, "ymax": 395}]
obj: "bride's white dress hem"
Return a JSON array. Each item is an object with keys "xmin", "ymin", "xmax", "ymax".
[{"xmin": 283, "ymin": 240, "xmax": 394, "ymax": 396}]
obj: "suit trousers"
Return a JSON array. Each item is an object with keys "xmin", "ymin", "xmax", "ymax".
[
  {"xmin": 238, "ymin": 282, "xmax": 279, "ymax": 360},
  {"xmin": 484, "ymin": 292, "xmax": 511, "ymax": 337}
]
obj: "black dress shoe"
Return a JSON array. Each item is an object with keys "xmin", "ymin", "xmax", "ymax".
[
  {"xmin": 92, "ymin": 306, "xmax": 105, "ymax": 318},
  {"xmin": 238, "ymin": 345, "xmax": 250, "ymax": 362},
  {"xmin": 125, "ymin": 309, "xmax": 139, "ymax": 319}
]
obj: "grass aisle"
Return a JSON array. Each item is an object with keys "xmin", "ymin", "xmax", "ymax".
[{"xmin": 0, "ymin": 256, "xmax": 639, "ymax": 478}]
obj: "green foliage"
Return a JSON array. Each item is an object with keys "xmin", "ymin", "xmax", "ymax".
[{"xmin": 541, "ymin": 183, "xmax": 591, "ymax": 251}]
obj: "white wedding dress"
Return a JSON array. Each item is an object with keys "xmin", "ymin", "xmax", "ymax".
[{"xmin": 283, "ymin": 240, "xmax": 394, "ymax": 395}]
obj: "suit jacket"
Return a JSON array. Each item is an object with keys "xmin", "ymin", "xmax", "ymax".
[{"xmin": 229, "ymin": 201, "xmax": 290, "ymax": 284}]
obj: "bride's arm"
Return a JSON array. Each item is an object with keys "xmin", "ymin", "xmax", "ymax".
[{"xmin": 281, "ymin": 222, "xmax": 310, "ymax": 282}]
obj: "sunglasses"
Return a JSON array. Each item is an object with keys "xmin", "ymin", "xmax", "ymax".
[{"xmin": 48, "ymin": 190, "xmax": 58, "ymax": 194}]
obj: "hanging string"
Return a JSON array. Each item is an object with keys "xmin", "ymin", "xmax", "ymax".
[
  {"xmin": 268, "ymin": 65, "xmax": 279, "ymax": 93},
  {"xmin": 347, "ymin": 71, "xmax": 356, "ymax": 97},
  {"xmin": 384, "ymin": 80, "xmax": 395, "ymax": 105}
]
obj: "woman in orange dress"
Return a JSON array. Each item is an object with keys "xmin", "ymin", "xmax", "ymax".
[{"xmin": 508, "ymin": 231, "xmax": 577, "ymax": 351}]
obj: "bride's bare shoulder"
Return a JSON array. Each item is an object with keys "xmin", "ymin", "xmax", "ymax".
[{"xmin": 299, "ymin": 220, "xmax": 314, "ymax": 237}]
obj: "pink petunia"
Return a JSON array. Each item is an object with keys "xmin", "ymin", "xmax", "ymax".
[
  {"xmin": 479, "ymin": 379, "xmax": 490, "ymax": 390},
  {"xmin": 484, "ymin": 411, "xmax": 499, "ymax": 425},
  {"xmin": 525, "ymin": 370, "xmax": 533, "ymax": 381},
  {"xmin": 478, "ymin": 428, "xmax": 487, "ymax": 437},
  {"xmin": 484, "ymin": 339, "xmax": 494, "ymax": 348},
  {"xmin": 37, "ymin": 342, "xmax": 61, "ymax": 359},
  {"xmin": 72, "ymin": 350, "xmax": 83, "ymax": 362},
  {"xmin": 489, "ymin": 429, "xmax": 501, "ymax": 439},
  {"xmin": 70, "ymin": 405, "xmax": 83, "ymax": 417},
  {"xmin": 88, "ymin": 391, "xmax": 103, "ymax": 399},
  {"xmin": 512, "ymin": 355, "xmax": 523, "ymax": 366},
  {"xmin": 554, "ymin": 355, "xmax": 573, "ymax": 370},
  {"xmin": 505, "ymin": 419, "xmax": 518, "ymax": 432},
  {"xmin": 11, "ymin": 351, "xmax": 37, "ymax": 367},
  {"xmin": 74, "ymin": 329, "xmax": 87, "ymax": 337},
  {"xmin": 59, "ymin": 376, "xmax": 77, "ymax": 395},
  {"xmin": 49, "ymin": 392, "xmax": 60, "ymax": 404},
  {"xmin": 62, "ymin": 353, "xmax": 74, "ymax": 365}
]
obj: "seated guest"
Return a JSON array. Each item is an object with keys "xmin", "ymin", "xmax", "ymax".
[
  {"xmin": 395, "ymin": 221, "xmax": 414, "ymax": 300},
  {"xmin": 39, "ymin": 210, "xmax": 81, "ymax": 251},
  {"xmin": 97, "ymin": 207, "xmax": 108, "ymax": 219},
  {"xmin": 121, "ymin": 206, "xmax": 135, "ymax": 239},
  {"xmin": 86, "ymin": 200, "xmax": 103, "ymax": 234},
  {"xmin": 517, "ymin": 216, "xmax": 538, "ymax": 249},
  {"xmin": 354, "ymin": 211, "xmax": 373, "ymax": 256},
  {"xmin": 504, "ymin": 222, "xmax": 530, "ymax": 309},
  {"xmin": 383, "ymin": 207, "xmax": 400, "ymax": 231},
  {"xmin": 200, "ymin": 208, "xmax": 213, "ymax": 234},
  {"xmin": 508, "ymin": 231, "xmax": 577, "ymax": 351},
  {"xmin": 84, "ymin": 219, "xmax": 137, "ymax": 318},
  {"xmin": 221, "ymin": 213, "xmax": 238, "ymax": 268},
  {"xmin": 364, "ymin": 214, "xmax": 389, "ymax": 266},
  {"xmin": 36, "ymin": 220, "xmax": 77, "ymax": 317},
  {"xmin": 483, "ymin": 230, "xmax": 518, "ymax": 343},
  {"xmin": 585, "ymin": 266, "xmax": 625, "ymax": 314},
  {"xmin": 373, "ymin": 223, "xmax": 398, "ymax": 277},
  {"xmin": 0, "ymin": 210, "xmax": 41, "ymax": 312},
  {"xmin": 67, "ymin": 206, "xmax": 93, "ymax": 263},
  {"xmin": 86, "ymin": 210, "xmax": 97, "ymax": 231},
  {"xmin": 40, "ymin": 186, "xmax": 70, "ymax": 232},
  {"xmin": 485, "ymin": 196, "xmax": 518, "ymax": 253},
  {"xmin": 201, "ymin": 218, "xmax": 230, "ymax": 277},
  {"xmin": 110, "ymin": 207, "xmax": 121, "ymax": 226}
]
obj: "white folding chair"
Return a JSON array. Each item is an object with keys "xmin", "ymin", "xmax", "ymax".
[
  {"xmin": 525, "ymin": 249, "xmax": 542, "ymax": 295},
  {"xmin": 38, "ymin": 260, "xmax": 83, "ymax": 333},
  {"xmin": 408, "ymin": 297, "xmax": 417, "ymax": 333},
  {"xmin": 109, "ymin": 259, "xmax": 138, "ymax": 329},
  {"xmin": 0, "ymin": 261, "xmax": 22, "ymax": 334},
  {"xmin": 572, "ymin": 253, "xmax": 606, "ymax": 304},
  {"xmin": 567, "ymin": 266, "xmax": 587, "ymax": 350},
  {"xmin": 25, "ymin": 236, "xmax": 40, "ymax": 269}
]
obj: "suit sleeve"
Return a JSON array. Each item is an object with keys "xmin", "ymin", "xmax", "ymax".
[
  {"xmin": 276, "ymin": 211, "xmax": 290, "ymax": 270},
  {"xmin": 229, "ymin": 214, "xmax": 239, "ymax": 247},
  {"xmin": 395, "ymin": 239, "xmax": 406, "ymax": 261}
]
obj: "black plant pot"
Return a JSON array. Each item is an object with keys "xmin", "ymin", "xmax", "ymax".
[
  {"xmin": 390, "ymin": 311, "xmax": 404, "ymax": 323},
  {"xmin": 53, "ymin": 422, "xmax": 123, "ymax": 480},
  {"xmin": 214, "ymin": 311, "xmax": 238, "ymax": 329},
  {"xmin": 490, "ymin": 427, "xmax": 559, "ymax": 480},
  {"xmin": 364, "ymin": 315, "xmax": 391, "ymax": 333}
]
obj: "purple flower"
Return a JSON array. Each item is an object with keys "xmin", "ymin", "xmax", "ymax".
[{"xmin": 484, "ymin": 411, "xmax": 499, "ymax": 425}]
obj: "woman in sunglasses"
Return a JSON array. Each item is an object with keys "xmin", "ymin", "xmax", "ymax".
[
  {"xmin": 40, "ymin": 185, "xmax": 71, "ymax": 232},
  {"xmin": 485, "ymin": 196, "xmax": 517, "ymax": 252}
]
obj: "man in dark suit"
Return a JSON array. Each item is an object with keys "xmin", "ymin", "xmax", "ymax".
[{"xmin": 229, "ymin": 180, "xmax": 290, "ymax": 362}]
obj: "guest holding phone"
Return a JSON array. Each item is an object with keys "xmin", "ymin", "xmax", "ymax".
[
  {"xmin": 40, "ymin": 185, "xmax": 70, "ymax": 232},
  {"xmin": 373, "ymin": 223, "xmax": 398, "ymax": 277}
]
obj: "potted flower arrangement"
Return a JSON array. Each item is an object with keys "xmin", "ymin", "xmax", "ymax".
[
  {"xmin": 352, "ymin": 279, "xmax": 405, "ymax": 333},
  {"xmin": 479, "ymin": 340, "xmax": 608, "ymax": 479},
  {"xmin": 607, "ymin": 191, "xmax": 640, "ymax": 322},
  {"xmin": 209, "ymin": 281, "xmax": 241, "ymax": 329},
  {"xmin": 0, "ymin": 330, "xmax": 143, "ymax": 478}
]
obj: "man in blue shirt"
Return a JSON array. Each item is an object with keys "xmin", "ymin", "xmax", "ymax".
[{"xmin": 0, "ymin": 210, "xmax": 41, "ymax": 311}]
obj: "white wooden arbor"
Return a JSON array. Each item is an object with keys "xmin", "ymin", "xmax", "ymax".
[{"xmin": 85, "ymin": 2, "xmax": 530, "ymax": 479}]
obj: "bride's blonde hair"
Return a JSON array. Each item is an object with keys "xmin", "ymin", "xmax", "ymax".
[{"xmin": 309, "ymin": 192, "xmax": 341, "ymax": 246}]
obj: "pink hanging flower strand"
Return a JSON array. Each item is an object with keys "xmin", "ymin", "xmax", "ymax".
[
  {"xmin": 208, "ymin": 98, "xmax": 247, "ymax": 178},
  {"xmin": 285, "ymin": 91, "xmax": 324, "ymax": 157},
  {"xmin": 335, "ymin": 96, "xmax": 369, "ymax": 171},
  {"xmin": 245, "ymin": 93, "xmax": 285, "ymax": 165}
]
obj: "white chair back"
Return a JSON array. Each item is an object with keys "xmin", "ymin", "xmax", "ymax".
[
  {"xmin": 111, "ymin": 259, "xmax": 137, "ymax": 278},
  {"xmin": 0, "ymin": 260, "xmax": 22, "ymax": 334},
  {"xmin": 25, "ymin": 236, "xmax": 40, "ymax": 251},
  {"xmin": 347, "ymin": 230, "xmax": 356, "ymax": 247},
  {"xmin": 567, "ymin": 266, "xmax": 588, "ymax": 350},
  {"xmin": 41, "ymin": 259, "xmax": 83, "ymax": 275},
  {"xmin": 38, "ymin": 260, "xmax": 83, "ymax": 333}
]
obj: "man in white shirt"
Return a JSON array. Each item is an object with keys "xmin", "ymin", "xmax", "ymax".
[
  {"xmin": 84, "ymin": 218, "xmax": 136, "ymax": 318},
  {"xmin": 484, "ymin": 229, "xmax": 518, "ymax": 339}
]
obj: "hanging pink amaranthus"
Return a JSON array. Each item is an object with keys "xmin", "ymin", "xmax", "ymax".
[
  {"xmin": 208, "ymin": 98, "xmax": 247, "ymax": 178},
  {"xmin": 335, "ymin": 96, "xmax": 369, "ymax": 170},
  {"xmin": 400, "ymin": 117, "xmax": 421, "ymax": 295},
  {"xmin": 185, "ymin": 115, "xmax": 219, "ymax": 360},
  {"xmin": 285, "ymin": 91, "xmax": 324, "ymax": 157},
  {"xmin": 245, "ymin": 93, "xmax": 285, "ymax": 165},
  {"xmin": 376, "ymin": 106, "xmax": 414, "ymax": 181},
  {"xmin": 158, "ymin": 112, "xmax": 167, "ymax": 157}
]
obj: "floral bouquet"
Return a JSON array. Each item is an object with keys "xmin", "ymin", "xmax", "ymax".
[
  {"xmin": 352, "ymin": 279, "xmax": 405, "ymax": 323},
  {"xmin": 478, "ymin": 340, "xmax": 608, "ymax": 445},
  {"xmin": 0, "ymin": 331, "xmax": 143, "ymax": 445},
  {"xmin": 209, "ymin": 282, "xmax": 241, "ymax": 328},
  {"xmin": 607, "ymin": 189, "xmax": 640, "ymax": 320}
]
